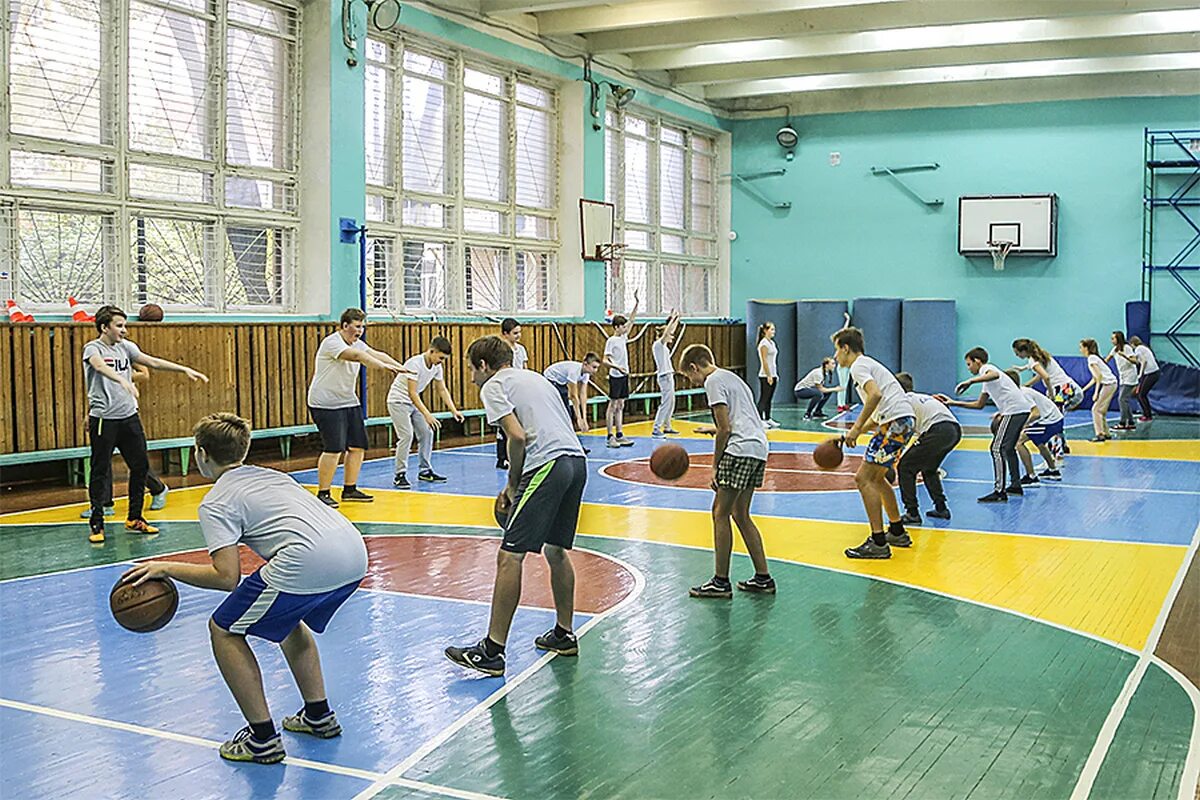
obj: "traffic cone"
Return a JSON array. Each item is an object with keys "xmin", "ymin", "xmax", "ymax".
[
  {"xmin": 68, "ymin": 296, "xmax": 93, "ymax": 323},
  {"xmin": 6, "ymin": 300, "xmax": 33, "ymax": 323}
]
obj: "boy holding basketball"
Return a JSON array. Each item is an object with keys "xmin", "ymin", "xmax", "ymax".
[
  {"xmin": 446, "ymin": 336, "xmax": 587, "ymax": 675},
  {"xmin": 83, "ymin": 305, "xmax": 209, "ymax": 543},
  {"xmin": 678, "ymin": 344, "xmax": 775, "ymax": 597},
  {"xmin": 122, "ymin": 413, "xmax": 368, "ymax": 764},
  {"xmin": 832, "ymin": 327, "xmax": 915, "ymax": 559},
  {"xmin": 603, "ymin": 292, "xmax": 639, "ymax": 448}
]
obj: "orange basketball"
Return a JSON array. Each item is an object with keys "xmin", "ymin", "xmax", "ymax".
[
  {"xmin": 138, "ymin": 303, "xmax": 164, "ymax": 322},
  {"xmin": 649, "ymin": 444, "xmax": 690, "ymax": 481},
  {"xmin": 812, "ymin": 438, "xmax": 844, "ymax": 470},
  {"xmin": 110, "ymin": 576, "xmax": 179, "ymax": 633},
  {"xmin": 494, "ymin": 491, "xmax": 512, "ymax": 528}
]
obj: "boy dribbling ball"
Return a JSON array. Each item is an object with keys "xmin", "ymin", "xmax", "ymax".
[{"xmin": 122, "ymin": 413, "xmax": 368, "ymax": 764}]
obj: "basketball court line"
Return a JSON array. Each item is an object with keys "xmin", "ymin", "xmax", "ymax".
[
  {"xmin": 1070, "ymin": 520, "xmax": 1200, "ymax": 800},
  {"xmin": 0, "ymin": 697, "xmax": 505, "ymax": 800},
  {"xmin": 1152, "ymin": 655, "xmax": 1200, "ymax": 800},
  {"xmin": 350, "ymin": 549, "xmax": 647, "ymax": 800}
]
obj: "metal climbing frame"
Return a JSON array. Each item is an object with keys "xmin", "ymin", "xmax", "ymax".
[{"xmin": 1142, "ymin": 129, "xmax": 1200, "ymax": 367}]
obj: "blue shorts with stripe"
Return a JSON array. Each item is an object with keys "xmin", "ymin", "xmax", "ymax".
[
  {"xmin": 1025, "ymin": 418, "xmax": 1064, "ymax": 446},
  {"xmin": 212, "ymin": 568, "xmax": 361, "ymax": 642}
]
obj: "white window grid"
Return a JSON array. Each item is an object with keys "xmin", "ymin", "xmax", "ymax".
[
  {"xmin": 0, "ymin": 0, "xmax": 302, "ymax": 313},
  {"xmin": 364, "ymin": 35, "xmax": 560, "ymax": 316},
  {"xmin": 605, "ymin": 108, "xmax": 719, "ymax": 316}
]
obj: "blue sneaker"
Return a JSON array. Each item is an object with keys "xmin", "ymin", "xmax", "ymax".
[{"xmin": 149, "ymin": 485, "xmax": 169, "ymax": 511}]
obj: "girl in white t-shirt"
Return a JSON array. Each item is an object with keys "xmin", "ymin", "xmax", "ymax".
[
  {"xmin": 756, "ymin": 322, "xmax": 780, "ymax": 428},
  {"xmin": 1108, "ymin": 331, "xmax": 1140, "ymax": 431},
  {"xmin": 793, "ymin": 358, "xmax": 842, "ymax": 420},
  {"xmin": 1080, "ymin": 338, "xmax": 1118, "ymax": 441}
]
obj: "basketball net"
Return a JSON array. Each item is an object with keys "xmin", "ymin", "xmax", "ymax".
[{"xmin": 988, "ymin": 240, "xmax": 1012, "ymax": 272}]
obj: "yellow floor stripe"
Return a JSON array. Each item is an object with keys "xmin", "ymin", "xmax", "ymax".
[
  {"xmin": 621, "ymin": 419, "xmax": 1200, "ymax": 461},
  {"xmin": 6, "ymin": 485, "xmax": 1181, "ymax": 651}
]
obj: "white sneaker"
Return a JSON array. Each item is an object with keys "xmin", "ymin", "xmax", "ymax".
[
  {"xmin": 766, "ymin": 419, "xmax": 781, "ymax": 429},
  {"xmin": 149, "ymin": 485, "xmax": 169, "ymax": 511}
]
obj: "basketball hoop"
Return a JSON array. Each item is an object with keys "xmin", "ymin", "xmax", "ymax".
[
  {"xmin": 596, "ymin": 242, "xmax": 628, "ymax": 262},
  {"xmin": 988, "ymin": 240, "xmax": 1013, "ymax": 272}
]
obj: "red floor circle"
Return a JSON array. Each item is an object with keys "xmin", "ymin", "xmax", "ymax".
[{"xmin": 603, "ymin": 451, "xmax": 864, "ymax": 492}]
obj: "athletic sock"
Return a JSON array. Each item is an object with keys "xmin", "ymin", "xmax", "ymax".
[
  {"xmin": 754, "ymin": 572, "xmax": 772, "ymax": 581},
  {"xmin": 250, "ymin": 720, "xmax": 277, "ymax": 741},
  {"xmin": 344, "ymin": 484, "xmax": 356, "ymax": 493},
  {"xmin": 317, "ymin": 489, "xmax": 331, "ymax": 498},
  {"xmin": 304, "ymin": 699, "xmax": 331, "ymax": 720},
  {"xmin": 711, "ymin": 575, "xmax": 731, "ymax": 587},
  {"xmin": 871, "ymin": 530, "xmax": 887, "ymax": 546},
  {"xmin": 482, "ymin": 637, "xmax": 505, "ymax": 658},
  {"xmin": 888, "ymin": 520, "xmax": 906, "ymax": 534},
  {"xmin": 554, "ymin": 623, "xmax": 572, "ymax": 638}
]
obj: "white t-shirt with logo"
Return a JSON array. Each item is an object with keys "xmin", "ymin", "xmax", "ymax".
[
  {"xmin": 652, "ymin": 340, "xmax": 673, "ymax": 377},
  {"xmin": 544, "ymin": 361, "xmax": 589, "ymax": 386},
  {"xmin": 849, "ymin": 355, "xmax": 913, "ymax": 424},
  {"xmin": 796, "ymin": 367, "xmax": 824, "ymax": 391},
  {"xmin": 481, "ymin": 368, "xmax": 585, "ymax": 473},
  {"xmin": 1088, "ymin": 354, "xmax": 1117, "ymax": 386},
  {"xmin": 1022, "ymin": 386, "xmax": 1063, "ymax": 425},
  {"xmin": 758, "ymin": 338, "xmax": 778, "ymax": 379},
  {"xmin": 605, "ymin": 334, "xmax": 630, "ymax": 377},
  {"xmin": 906, "ymin": 392, "xmax": 958, "ymax": 435},
  {"xmin": 510, "ymin": 342, "xmax": 528, "ymax": 370},
  {"xmin": 308, "ymin": 333, "xmax": 366, "ymax": 409},
  {"xmin": 979, "ymin": 364, "xmax": 1035, "ymax": 415},
  {"xmin": 1112, "ymin": 345, "xmax": 1139, "ymax": 386},
  {"xmin": 1134, "ymin": 344, "xmax": 1159, "ymax": 376},
  {"xmin": 388, "ymin": 353, "xmax": 444, "ymax": 406},
  {"xmin": 83, "ymin": 338, "xmax": 142, "ymax": 419},
  {"xmin": 199, "ymin": 465, "xmax": 368, "ymax": 594},
  {"xmin": 705, "ymin": 368, "xmax": 769, "ymax": 461}
]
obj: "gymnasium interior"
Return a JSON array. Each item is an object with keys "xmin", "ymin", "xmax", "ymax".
[{"xmin": 1, "ymin": 1, "xmax": 1198, "ymax": 798}]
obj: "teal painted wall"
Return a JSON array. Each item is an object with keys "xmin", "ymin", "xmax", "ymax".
[
  {"xmin": 329, "ymin": 1, "xmax": 368, "ymax": 315},
  {"xmin": 729, "ymin": 95, "xmax": 1200, "ymax": 366}
]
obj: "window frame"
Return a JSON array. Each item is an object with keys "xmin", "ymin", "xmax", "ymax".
[
  {"xmin": 605, "ymin": 107, "xmax": 720, "ymax": 317},
  {"xmin": 364, "ymin": 34, "xmax": 561, "ymax": 317},
  {"xmin": 0, "ymin": 0, "xmax": 303, "ymax": 313}
]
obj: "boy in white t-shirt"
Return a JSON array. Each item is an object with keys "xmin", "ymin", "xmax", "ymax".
[
  {"xmin": 445, "ymin": 336, "xmax": 588, "ymax": 676},
  {"xmin": 894, "ymin": 372, "xmax": 961, "ymax": 525},
  {"xmin": 1005, "ymin": 370, "xmax": 1065, "ymax": 485},
  {"xmin": 679, "ymin": 344, "xmax": 775, "ymax": 598},
  {"xmin": 494, "ymin": 318, "xmax": 529, "ymax": 469},
  {"xmin": 121, "ymin": 413, "xmax": 368, "ymax": 764},
  {"xmin": 651, "ymin": 311, "xmax": 682, "ymax": 438},
  {"xmin": 940, "ymin": 347, "xmax": 1034, "ymax": 502},
  {"xmin": 387, "ymin": 336, "xmax": 465, "ymax": 488},
  {"xmin": 833, "ymin": 327, "xmax": 916, "ymax": 560},
  {"xmin": 603, "ymin": 292, "xmax": 639, "ymax": 448}
]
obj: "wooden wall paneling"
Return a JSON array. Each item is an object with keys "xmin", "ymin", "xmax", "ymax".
[
  {"xmin": 50, "ymin": 326, "xmax": 74, "ymax": 448},
  {"xmin": 13, "ymin": 326, "xmax": 36, "ymax": 451},
  {"xmin": 264, "ymin": 325, "xmax": 282, "ymax": 428},
  {"xmin": 30, "ymin": 328, "xmax": 56, "ymax": 449},
  {"xmin": 235, "ymin": 327, "xmax": 252, "ymax": 422},
  {"xmin": 0, "ymin": 329, "xmax": 13, "ymax": 453}
]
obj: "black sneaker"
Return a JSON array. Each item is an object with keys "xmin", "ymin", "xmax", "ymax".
[
  {"xmin": 926, "ymin": 505, "xmax": 951, "ymax": 520},
  {"xmin": 534, "ymin": 628, "xmax": 579, "ymax": 655},
  {"xmin": 1020, "ymin": 475, "xmax": 1039, "ymax": 486},
  {"xmin": 1038, "ymin": 469, "xmax": 1062, "ymax": 481},
  {"xmin": 736, "ymin": 575, "xmax": 777, "ymax": 594},
  {"xmin": 1006, "ymin": 485, "xmax": 1024, "ymax": 496},
  {"xmin": 393, "ymin": 473, "xmax": 411, "ymax": 489},
  {"xmin": 845, "ymin": 537, "xmax": 891, "ymax": 559},
  {"xmin": 899, "ymin": 511, "xmax": 922, "ymax": 526},
  {"xmin": 341, "ymin": 488, "xmax": 374, "ymax": 502},
  {"xmin": 977, "ymin": 491, "xmax": 1007, "ymax": 503},
  {"xmin": 444, "ymin": 640, "xmax": 505, "ymax": 676},
  {"xmin": 1062, "ymin": 442, "xmax": 1072, "ymax": 454},
  {"xmin": 317, "ymin": 492, "xmax": 339, "ymax": 508},
  {"xmin": 282, "ymin": 710, "xmax": 342, "ymax": 739},
  {"xmin": 496, "ymin": 459, "xmax": 509, "ymax": 470},
  {"xmin": 885, "ymin": 526, "xmax": 912, "ymax": 547},
  {"xmin": 812, "ymin": 412, "xmax": 827, "ymax": 419},
  {"xmin": 419, "ymin": 470, "xmax": 447, "ymax": 483},
  {"xmin": 689, "ymin": 578, "xmax": 732, "ymax": 598}
]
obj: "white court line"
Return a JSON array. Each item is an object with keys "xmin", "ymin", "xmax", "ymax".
[
  {"xmin": 350, "ymin": 548, "xmax": 647, "ymax": 800},
  {"xmin": 1151, "ymin": 656, "xmax": 1200, "ymax": 800},
  {"xmin": 1070, "ymin": 521, "xmax": 1200, "ymax": 800}
]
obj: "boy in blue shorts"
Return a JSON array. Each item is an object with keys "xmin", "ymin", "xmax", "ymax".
[
  {"xmin": 121, "ymin": 413, "xmax": 368, "ymax": 764},
  {"xmin": 832, "ymin": 327, "xmax": 916, "ymax": 560}
]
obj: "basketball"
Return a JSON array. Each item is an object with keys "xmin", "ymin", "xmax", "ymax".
[
  {"xmin": 649, "ymin": 444, "xmax": 690, "ymax": 480},
  {"xmin": 138, "ymin": 303, "xmax": 164, "ymax": 322},
  {"xmin": 990, "ymin": 413, "xmax": 1001, "ymax": 435},
  {"xmin": 110, "ymin": 576, "xmax": 179, "ymax": 633},
  {"xmin": 812, "ymin": 438, "xmax": 844, "ymax": 470},
  {"xmin": 494, "ymin": 491, "xmax": 512, "ymax": 527}
]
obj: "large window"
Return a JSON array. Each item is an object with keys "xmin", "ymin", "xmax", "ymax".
[
  {"xmin": 605, "ymin": 110, "xmax": 718, "ymax": 316},
  {"xmin": 0, "ymin": 0, "xmax": 301, "ymax": 312},
  {"xmin": 364, "ymin": 37, "xmax": 559, "ymax": 315}
]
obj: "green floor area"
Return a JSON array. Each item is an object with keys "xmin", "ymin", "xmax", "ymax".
[{"xmin": 1091, "ymin": 662, "xmax": 1195, "ymax": 800}]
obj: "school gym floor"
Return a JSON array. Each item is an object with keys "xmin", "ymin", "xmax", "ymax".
[{"xmin": 2, "ymin": 409, "xmax": 1198, "ymax": 800}]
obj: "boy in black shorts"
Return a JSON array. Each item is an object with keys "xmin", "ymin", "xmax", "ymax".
[
  {"xmin": 446, "ymin": 336, "xmax": 589, "ymax": 676},
  {"xmin": 603, "ymin": 292, "xmax": 639, "ymax": 448},
  {"xmin": 678, "ymin": 344, "xmax": 775, "ymax": 598}
]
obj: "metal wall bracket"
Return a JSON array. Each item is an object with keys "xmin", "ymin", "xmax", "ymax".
[
  {"xmin": 722, "ymin": 168, "xmax": 791, "ymax": 210},
  {"xmin": 870, "ymin": 163, "xmax": 943, "ymax": 206}
]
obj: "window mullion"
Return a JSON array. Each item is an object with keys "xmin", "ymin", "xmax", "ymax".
[
  {"xmin": 0, "ymin": 0, "xmax": 10, "ymax": 190},
  {"xmin": 113, "ymin": 0, "xmax": 131, "ymax": 307},
  {"xmin": 213, "ymin": 0, "xmax": 230, "ymax": 310},
  {"xmin": 506, "ymin": 71, "xmax": 517, "ymax": 312},
  {"xmin": 453, "ymin": 52, "xmax": 466, "ymax": 312}
]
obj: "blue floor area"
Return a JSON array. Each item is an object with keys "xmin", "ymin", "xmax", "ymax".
[
  {"xmin": 0, "ymin": 562, "xmax": 587, "ymax": 795},
  {"xmin": 294, "ymin": 439, "xmax": 1200, "ymax": 546},
  {"xmin": 829, "ymin": 405, "xmax": 1119, "ymax": 432}
]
